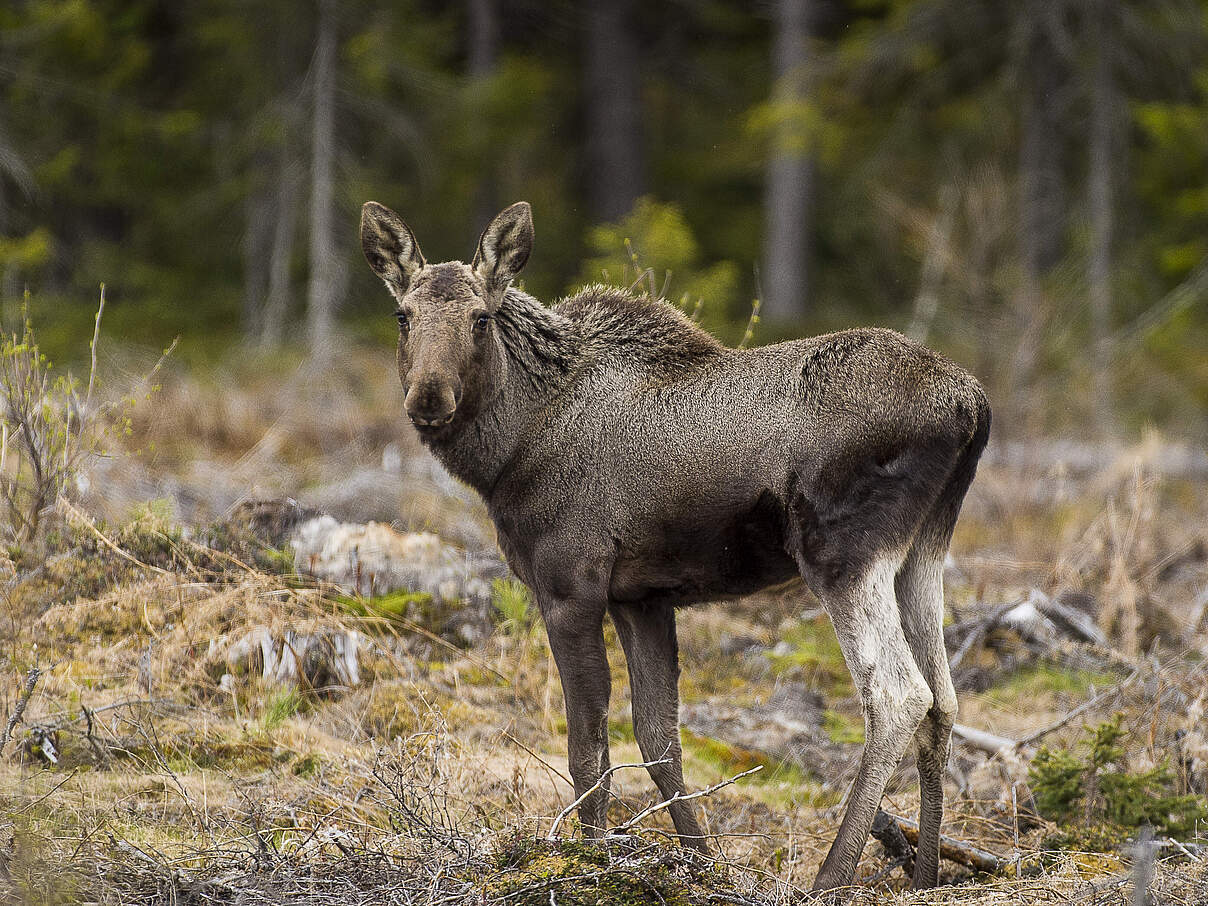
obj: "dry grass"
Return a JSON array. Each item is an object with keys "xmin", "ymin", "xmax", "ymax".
[{"xmin": 2, "ymin": 354, "xmax": 1207, "ymax": 903}]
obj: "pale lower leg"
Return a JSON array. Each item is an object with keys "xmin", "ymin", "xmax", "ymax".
[
  {"xmin": 811, "ymin": 558, "xmax": 933, "ymax": 891},
  {"xmin": 896, "ymin": 547, "xmax": 957, "ymax": 889}
]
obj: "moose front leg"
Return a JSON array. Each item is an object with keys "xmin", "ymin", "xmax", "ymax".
[{"xmin": 540, "ymin": 589, "xmax": 612, "ymax": 837}]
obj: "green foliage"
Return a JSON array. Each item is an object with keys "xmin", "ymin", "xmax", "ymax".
[
  {"xmin": 492, "ymin": 578, "xmax": 534, "ymax": 637},
  {"xmin": 1028, "ymin": 715, "xmax": 1208, "ymax": 850},
  {"xmin": 1029, "ymin": 746, "xmax": 1088, "ymax": 823},
  {"xmin": 261, "ymin": 688, "xmax": 304, "ymax": 730},
  {"xmin": 3, "ymin": 0, "xmax": 1208, "ymax": 432},
  {"xmin": 577, "ymin": 197, "xmax": 744, "ymax": 332}
]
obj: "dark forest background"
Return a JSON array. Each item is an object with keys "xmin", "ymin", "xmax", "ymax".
[{"xmin": 1, "ymin": 0, "xmax": 1206, "ymax": 439}]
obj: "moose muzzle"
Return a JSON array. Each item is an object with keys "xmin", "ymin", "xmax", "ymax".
[{"xmin": 404, "ymin": 375, "xmax": 461, "ymax": 428}]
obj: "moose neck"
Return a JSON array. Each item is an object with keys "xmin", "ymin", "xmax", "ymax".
[{"xmin": 422, "ymin": 288, "xmax": 581, "ymax": 496}]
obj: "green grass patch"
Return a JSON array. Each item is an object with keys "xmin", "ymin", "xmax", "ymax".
[
  {"xmin": 492, "ymin": 578, "xmax": 535, "ymax": 636},
  {"xmin": 983, "ymin": 662, "xmax": 1117, "ymax": 707},
  {"xmin": 765, "ymin": 615, "xmax": 852, "ymax": 697},
  {"xmin": 261, "ymin": 688, "xmax": 304, "ymax": 731},
  {"xmin": 608, "ymin": 719, "xmax": 636, "ymax": 744},
  {"xmin": 339, "ymin": 590, "xmax": 435, "ymax": 619},
  {"xmin": 822, "ymin": 709, "xmax": 864, "ymax": 744},
  {"xmin": 291, "ymin": 751, "xmax": 322, "ymax": 777},
  {"xmin": 679, "ymin": 729, "xmax": 834, "ymax": 807}
]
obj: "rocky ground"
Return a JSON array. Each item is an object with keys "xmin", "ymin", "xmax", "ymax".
[{"xmin": 2, "ymin": 349, "xmax": 1207, "ymax": 904}]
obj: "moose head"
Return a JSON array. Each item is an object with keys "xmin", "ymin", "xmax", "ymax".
[{"xmin": 360, "ymin": 201, "xmax": 534, "ymax": 433}]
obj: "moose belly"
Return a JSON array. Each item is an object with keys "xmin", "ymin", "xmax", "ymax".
[{"xmin": 607, "ymin": 492, "xmax": 798, "ymax": 607}]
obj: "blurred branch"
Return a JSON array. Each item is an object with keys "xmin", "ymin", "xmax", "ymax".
[
  {"xmin": 1109, "ymin": 255, "xmax": 1208, "ymax": 354},
  {"xmin": 0, "ymin": 666, "xmax": 39, "ymax": 757}
]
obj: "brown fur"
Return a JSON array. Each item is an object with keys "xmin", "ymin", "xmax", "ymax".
[{"xmin": 360, "ymin": 200, "xmax": 991, "ymax": 891}]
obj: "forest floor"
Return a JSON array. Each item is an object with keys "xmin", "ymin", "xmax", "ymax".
[{"xmin": 2, "ymin": 348, "xmax": 1207, "ymax": 904}]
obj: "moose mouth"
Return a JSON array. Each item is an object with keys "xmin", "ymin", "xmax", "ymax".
[{"xmin": 410, "ymin": 412, "xmax": 456, "ymax": 431}]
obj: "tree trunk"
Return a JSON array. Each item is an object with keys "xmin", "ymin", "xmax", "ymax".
[
  {"xmin": 242, "ymin": 159, "xmax": 272, "ymax": 339},
  {"xmin": 467, "ymin": 0, "xmax": 498, "ymax": 78},
  {"xmin": 583, "ymin": 0, "xmax": 645, "ymax": 222},
  {"xmin": 307, "ymin": 0, "xmax": 339, "ymax": 359},
  {"xmin": 1018, "ymin": 14, "xmax": 1067, "ymax": 280},
  {"xmin": 1011, "ymin": 0, "xmax": 1068, "ymax": 410},
  {"xmin": 761, "ymin": 0, "xmax": 812, "ymax": 325},
  {"xmin": 1087, "ymin": 0, "xmax": 1115, "ymax": 435},
  {"xmin": 260, "ymin": 153, "xmax": 302, "ymax": 348},
  {"xmin": 467, "ymin": 0, "xmax": 500, "ymax": 227}
]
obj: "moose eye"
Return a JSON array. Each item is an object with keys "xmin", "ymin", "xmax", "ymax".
[
  {"xmin": 473, "ymin": 314, "xmax": 491, "ymax": 333},
  {"xmin": 395, "ymin": 311, "xmax": 410, "ymax": 331}
]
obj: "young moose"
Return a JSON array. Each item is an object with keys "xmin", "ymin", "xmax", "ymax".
[{"xmin": 360, "ymin": 200, "xmax": 990, "ymax": 891}]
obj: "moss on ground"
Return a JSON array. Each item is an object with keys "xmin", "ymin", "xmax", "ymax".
[
  {"xmin": 983, "ymin": 662, "xmax": 1117, "ymax": 707},
  {"xmin": 679, "ymin": 729, "xmax": 835, "ymax": 807},
  {"xmin": 765, "ymin": 615, "xmax": 852, "ymax": 697},
  {"xmin": 485, "ymin": 838, "xmax": 700, "ymax": 906},
  {"xmin": 822, "ymin": 708, "xmax": 864, "ymax": 744}
]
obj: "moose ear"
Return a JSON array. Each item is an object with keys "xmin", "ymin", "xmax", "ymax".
[
  {"xmin": 361, "ymin": 201, "xmax": 425, "ymax": 293},
  {"xmin": 472, "ymin": 202, "xmax": 533, "ymax": 304}
]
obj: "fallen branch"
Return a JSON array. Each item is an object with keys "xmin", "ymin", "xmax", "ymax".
[
  {"xmin": 0, "ymin": 666, "xmax": 40, "ymax": 757},
  {"xmin": 1032, "ymin": 591, "xmax": 1108, "ymax": 648},
  {"xmin": 952, "ymin": 723, "xmax": 1017, "ymax": 756},
  {"xmin": 870, "ymin": 808, "xmax": 915, "ymax": 879},
  {"xmin": 949, "ymin": 601, "xmax": 1019, "ymax": 670},
  {"xmin": 883, "ymin": 812, "xmax": 1001, "ymax": 873}
]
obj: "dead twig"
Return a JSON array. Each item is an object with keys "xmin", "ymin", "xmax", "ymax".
[
  {"xmin": 547, "ymin": 757, "xmax": 672, "ymax": 840},
  {"xmin": 612, "ymin": 764, "xmax": 764, "ymax": 837},
  {"xmin": 58, "ymin": 496, "xmax": 169, "ymax": 575},
  {"xmin": 12, "ymin": 768, "xmax": 78, "ymax": 816},
  {"xmin": 953, "ymin": 666, "xmax": 1141, "ymax": 760},
  {"xmin": 0, "ymin": 666, "xmax": 40, "ymax": 756},
  {"xmin": 1016, "ymin": 666, "xmax": 1141, "ymax": 748}
]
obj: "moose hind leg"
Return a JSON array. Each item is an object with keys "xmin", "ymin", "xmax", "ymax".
[
  {"xmin": 609, "ymin": 602, "xmax": 707, "ymax": 851},
  {"xmin": 896, "ymin": 543, "xmax": 958, "ymax": 889},
  {"xmin": 543, "ymin": 596, "xmax": 612, "ymax": 837},
  {"xmin": 809, "ymin": 557, "xmax": 933, "ymax": 891}
]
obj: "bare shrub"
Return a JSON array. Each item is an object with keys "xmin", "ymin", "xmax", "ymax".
[{"xmin": 0, "ymin": 288, "xmax": 174, "ymax": 548}]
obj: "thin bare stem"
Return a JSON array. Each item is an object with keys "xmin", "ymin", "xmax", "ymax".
[
  {"xmin": 0, "ymin": 665, "xmax": 40, "ymax": 756},
  {"xmin": 547, "ymin": 757, "xmax": 671, "ymax": 840},
  {"xmin": 613, "ymin": 765, "xmax": 763, "ymax": 835},
  {"xmin": 737, "ymin": 295, "xmax": 762, "ymax": 350},
  {"xmin": 85, "ymin": 283, "xmax": 105, "ymax": 415}
]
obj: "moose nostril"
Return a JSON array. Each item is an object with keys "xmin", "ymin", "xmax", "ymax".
[{"xmin": 404, "ymin": 380, "xmax": 458, "ymax": 427}]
